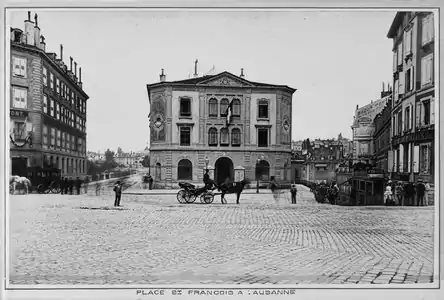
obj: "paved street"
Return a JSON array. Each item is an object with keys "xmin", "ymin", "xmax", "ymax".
[{"xmin": 8, "ymin": 185, "xmax": 435, "ymax": 285}]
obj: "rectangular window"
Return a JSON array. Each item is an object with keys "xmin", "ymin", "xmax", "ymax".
[
  {"xmin": 71, "ymin": 91, "xmax": 74, "ymax": 106},
  {"xmin": 66, "ymin": 133, "xmax": 70, "ymax": 150},
  {"xmin": 420, "ymin": 145, "xmax": 430, "ymax": 174},
  {"xmin": 404, "ymin": 106, "xmax": 410, "ymax": 131},
  {"xmin": 13, "ymin": 122, "xmax": 26, "ymax": 140},
  {"xmin": 12, "ymin": 56, "xmax": 26, "ymax": 77},
  {"xmin": 50, "ymin": 99, "xmax": 54, "ymax": 117},
  {"xmin": 73, "ymin": 113, "xmax": 76, "ymax": 128},
  {"xmin": 422, "ymin": 14, "xmax": 434, "ymax": 45},
  {"xmin": 56, "ymin": 103, "xmax": 60, "ymax": 120},
  {"xmin": 180, "ymin": 127, "xmax": 191, "ymax": 146},
  {"xmin": 50, "ymin": 128, "xmax": 55, "ymax": 146},
  {"xmin": 258, "ymin": 102, "xmax": 269, "ymax": 119},
  {"xmin": 422, "ymin": 100, "xmax": 431, "ymax": 125},
  {"xmin": 179, "ymin": 98, "xmax": 191, "ymax": 117},
  {"xmin": 50, "ymin": 73, "xmax": 54, "ymax": 90},
  {"xmin": 393, "ymin": 51, "xmax": 398, "ymax": 72},
  {"xmin": 56, "ymin": 129, "xmax": 61, "ymax": 147},
  {"xmin": 43, "ymin": 67, "xmax": 48, "ymax": 86},
  {"xmin": 421, "ymin": 54, "xmax": 433, "ymax": 86},
  {"xmin": 61, "ymin": 132, "xmax": 65, "ymax": 150},
  {"xmin": 258, "ymin": 128, "xmax": 268, "ymax": 147},
  {"xmin": 42, "ymin": 125, "xmax": 48, "ymax": 146},
  {"xmin": 405, "ymin": 67, "xmax": 413, "ymax": 92},
  {"xmin": 405, "ymin": 28, "xmax": 412, "ymax": 54},
  {"xmin": 43, "ymin": 95, "xmax": 48, "ymax": 113},
  {"xmin": 66, "ymin": 87, "xmax": 70, "ymax": 102},
  {"xmin": 12, "ymin": 87, "xmax": 27, "ymax": 108},
  {"xmin": 220, "ymin": 129, "xmax": 229, "ymax": 145},
  {"xmin": 397, "ymin": 42, "xmax": 403, "ymax": 65},
  {"xmin": 56, "ymin": 78, "xmax": 60, "ymax": 94},
  {"xmin": 231, "ymin": 129, "xmax": 241, "ymax": 146},
  {"xmin": 71, "ymin": 135, "xmax": 75, "ymax": 150}
]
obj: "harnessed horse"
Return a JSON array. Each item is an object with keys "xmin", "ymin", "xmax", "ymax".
[
  {"xmin": 10, "ymin": 175, "xmax": 32, "ymax": 194},
  {"xmin": 218, "ymin": 179, "xmax": 251, "ymax": 204}
]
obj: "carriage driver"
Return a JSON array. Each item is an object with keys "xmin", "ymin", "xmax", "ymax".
[{"xmin": 203, "ymin": 169, "xmax": 215, "ymax": 190}]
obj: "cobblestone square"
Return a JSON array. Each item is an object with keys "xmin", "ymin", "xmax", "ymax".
[{"xmin": 8, "ymin": 185, "xmax": 435, "ymax": 285}]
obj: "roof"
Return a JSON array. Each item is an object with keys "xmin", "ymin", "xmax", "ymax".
[
  {"xmin": 387, "ymin": 12, "xmax": 405, "ymax": 38},
  {"xmin": 146, "ymin": 71, "xmax": 297, "ymax": 98}
]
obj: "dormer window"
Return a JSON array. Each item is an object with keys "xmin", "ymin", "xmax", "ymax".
[{"xmin": 179, "ymin": 97, "xmax": 191, "ymax": 117}]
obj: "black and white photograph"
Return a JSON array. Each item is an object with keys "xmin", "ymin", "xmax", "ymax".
[{"xmin": 1, "ymin": 1, "xmax": 442, "ymax": 300}]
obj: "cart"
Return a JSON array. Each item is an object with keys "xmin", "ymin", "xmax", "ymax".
[{"xmin": 26, "ymin": 166, "xmax": 62, "ymax": 194}]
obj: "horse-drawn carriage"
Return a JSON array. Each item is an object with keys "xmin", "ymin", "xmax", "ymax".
[
  {"xmin": 26, "ymin": 166, "xmax": 62, "ymax": 194},
  {"xmin": 176, "ymin": 182, "xmax": 216, "ymax": 204}
]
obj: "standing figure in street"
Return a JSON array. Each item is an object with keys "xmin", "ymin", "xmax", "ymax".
[
  {"xmin": 290, "ymin": 183, "xmax": 298, "ymax": 204},
  {"xmin": 350, "ymin": 186, "xmax": 357, "ymax": 206},
  {"xmin": 68, "ymin": 177, "xmax": 74, "ymax": 195},
  {"xmin": 83, "ymin": 176, "xmax": 90, "ymax": 194},
  {"xmin": 75, "ymin": 177, "xmax": 82, "ymax": 195},
  {"xmin": 404, "ymin": 181, "xmax": 415, "ymax": 206},
  {"xmin": 395, "ymin": 182, "xmax": 405, "ymax": 206},
  {"xmin": 415, "ymin": 179, "xmax": 426, "ymax": 206},
  {"xmin": 95, "ymin": 181, "xmax": 101, "ymax": 196},
  {"xmin": 148, "ymin": 175, "xmax": 153, "ymax": 190},
  {"xmin": 424, "ymin": 181, "xmax": 430, "ymax": 206},
  {"xmin": 270, "ymin": 177, "xmax": 279, "ymax": 205},
  {"xmin": 60, "ymin": 177, "xmax": 66, "ymax": 195},
  {"xmin": 113, "ymin": 181, "xmax": 122, "ymax": 207},
  {"xmin": 384, "ymin": 181, "xmax": 393, "ymax": 205},
  {"xmin": 203, "ymin": 169, "xmax": 215, "ymax": 190},
  {"xmin": 63, "ymin": 177, "xmax": 69, "ymax": 195}
]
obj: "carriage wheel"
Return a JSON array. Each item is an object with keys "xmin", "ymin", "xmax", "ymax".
[
  {"xmin": 50, "ymin": 182, "xmax": 61, "ymax": 194},
  {"xmin": 176, "ymin": 190, "xmax": 188, "ymax": 203},
  {"xmin": 185, "ymin": 193, "xmax": 197, "ymax": 204},
  {"xmin": 37, "ymin": 184, "xmax": 45, "ymax": 194},
  {"xmin": 201, "ymin": 193, "xmax": 214, "ymax": 204}
]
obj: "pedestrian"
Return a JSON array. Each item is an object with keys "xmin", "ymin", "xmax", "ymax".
[
  {"xmin": 113, "ymin": 180, "xmax": 122, "ymax": 207},
  {"xmin": 60, "ymin": 177, "xmax": 66, "ymax": 195},
  {"xmin": 424, "ymin": 181, "xmax": 430, "ymax": 207},
  {"xmin": 68, "ymin": 177, "xmax": 74, "ymax": 195},
  {"xmin": 63, "ymin": 177, "xmax": 68, "ymax": 195},
  {"xmin": 290, "ymin": 182, "xmax": 298, "ymax": 204},
  {"xmin": 148, "ymin": 175, "xmax": 153, "ymax": 190},
  {"xmin": 95, "ymin": 181, "xmax": 101, "ymax": 196},
  {"xmin": 415, "ymin": 179, "xmax": 426, "ymax": 207},
  {"xmin": 83, "ymin": 176, "xmax": 90, "ymax": 194},
  {"xmin": 384, "ymin": 181, "xmax": 393, "ymax": 205},
  {"xmin": 75, "ymin": 177, "xmax": 82, "ymax": 195},
  {"xmin": 404, "ymin": 181, "xmax": 415, "ymax": 206},
  {"xmin": 350, "ymin": 186, "xmax": 357, "ymax": 206}
]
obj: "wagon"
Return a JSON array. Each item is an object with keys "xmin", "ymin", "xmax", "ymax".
[
  {"xmin": 176, "ymin": 182, "xmax": 215, "ymax": 204},
  {"xmin": 26, "ymin": 166, "xmax": 62, "ymax": 194}
]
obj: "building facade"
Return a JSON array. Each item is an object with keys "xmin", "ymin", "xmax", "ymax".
[
  {"xmin": 10, "ymin": 12, "xmax": 89, "ymax": 178},
  {"xmin": 351, "ymin": 94, "xmax": 390, "ymax": 164},
  {"xmin": 387, "ymin": 12, "xmax": 435, "ymax": 183},
  {"xmin": 373, "ymin": 98, "xmax": 392, "ymax": 172},
  {"xmin": 147, "ymin": 69, "xmax": 296, "ymax": 187}
]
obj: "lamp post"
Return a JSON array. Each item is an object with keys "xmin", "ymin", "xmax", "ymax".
[
  {"xmin": 256, "ymin": 158, "xmax": 261, "ymax": 193},
  {"xmin": 205, "ymin": 157, "xmax": 209, "ymax": 171}
]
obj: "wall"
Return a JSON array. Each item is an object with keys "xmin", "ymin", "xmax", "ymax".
[
  {"xmin": 250, "ymin": 93, "xmax": 277, "ymax": 146},
  {"xmin": 171, "ymin": 90, "xmax": 200, "ymax": 145}
]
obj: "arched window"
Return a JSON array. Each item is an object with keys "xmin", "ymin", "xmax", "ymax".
[
  {"xmin": 232, "ymin": 99, "xmax": 241, "ymax": 117},
  {"xmin": 220, "ymin": 98, "xmax": 229, "ymax": 117},
  {"xmin": 220, "ymin": 128, "xmax": 229, "ymax": 146},
  {"xmin": 209, "ymin": 98, "xmax": 218, "ymax": 117},
  {"xmin": 155, "ymin": 163, "xmax": 161, "ymax": 180},
  {"xmin": 208, "ymin": 127, "xmax": 218, "ymax": 146},
  {"xmin": 231, "ymin": 128, "xmax": 241, "ymax": 146},
  {"xmin": 255, "ymin": 160, "xmax": 270, "ymax": 181},
  {"xmin": 178, "ymin": 159, "xmax": 193, "ymax": 180}
]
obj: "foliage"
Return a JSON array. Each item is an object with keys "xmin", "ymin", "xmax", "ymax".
[{"xmin": 141, "ymin": 155, "xmax": 150, "ymax": 167}]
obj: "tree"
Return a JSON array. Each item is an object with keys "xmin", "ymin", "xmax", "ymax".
[
  {"xmin": 141, "ymin": 155, "xmax": 150, "ymax": 167},
  {"xmin": 105, "ymin": 149, "xmax": 115, "ymax": 163}
]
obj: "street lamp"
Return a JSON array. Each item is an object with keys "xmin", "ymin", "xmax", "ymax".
[
  {"xmin": 205, "ymin": 157, "xmax": 209, "ymax": 170},
  {"xmin": 256, "ymin": 158, "xmax": 261, "ymax": 193}
]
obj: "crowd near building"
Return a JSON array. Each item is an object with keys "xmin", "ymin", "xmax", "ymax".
[
  {"xmin": 147, "ymin": 63, "xmax": 296, "ymax": 187},
  {"xmin": 10, "ymin": 12, "xmax": 89, "ymax": 178}
]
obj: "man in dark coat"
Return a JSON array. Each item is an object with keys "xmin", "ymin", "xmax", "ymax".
[
  {"xmin": 404, "ymin": 181, "xmax": 415, "ymax": 206},
  {"xmin": 416, "ymin": 179, "xmax": 426, "ymax": 206},
  {"xmin": 290, "ymin": 183, "xmax": 298, "ymax": 204},
  {"xmin": 68, "ymin": 177, "xmax": 74, "ymax": 195},
  {"xmin": 75, "ymin": 177, "xmax": 82, "ymax": 195},
  {"xmin": 148, "ymin": 175, "xmax": 153, "ymax": 190},
  {"xmin": 113, "ymin": 181, "xmax": 123, "ymax": 207},
  {"xmin": 203, "ymin": 169, "xmax": 215, "ymax": 190},
  {"xmin": 63, "ymin": 177, "xmax": 69, "ymax": 195}
]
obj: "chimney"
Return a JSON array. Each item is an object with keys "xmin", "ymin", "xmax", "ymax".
[
  {"xmin": 24, "ymin": 11, "xmax": 35, "ymax": 46},
  {"xmin": 194, "ymin": 59, "xmax": 198, "ymax": 78},
  {"xmin": 33, "ymin": 13, "xmax": 41, "ymax": 47},
  {"xmin": 79, "ymin": 67, "xmax": 82, "ymax": 88},
  {"xmin": 160, "ymin": 68, "xmax": 166, "ymax": 82},
  {"xmin": 60, "ymin": 44, "xmax": 63, "ymax": 61},
  {"xmin": 70, "ymin": 57, "xmax": 73, "ymax": 71},
  {"xmin": 39, "ymin": 35, "xmax": 46, "ymax": 51},
  {"xmin": 74, "ymin": 61, "xmax": 78, "ymax": 82},
  {"xmin": 240, "ymin": 68, "xmax": 245, "ymax": 78}
]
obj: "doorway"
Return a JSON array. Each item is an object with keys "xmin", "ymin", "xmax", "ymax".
[{"xmin": 215, "ymin": 157, "xmax": 234, "ymax": 185}]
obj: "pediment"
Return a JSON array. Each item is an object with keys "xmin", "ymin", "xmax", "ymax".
[{"xmin": 198, "ymin": 72, "xmax": 255, "ymax": 87}]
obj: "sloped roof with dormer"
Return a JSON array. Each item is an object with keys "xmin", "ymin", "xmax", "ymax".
[{"xmin": 146, "ymin": 71, "xmax": 297, "ymax": 98}]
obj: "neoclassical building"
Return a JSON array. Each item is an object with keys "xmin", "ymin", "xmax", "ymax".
[{"xmin": 147, "ymin": 69, "xmax": 296, "ymax": 187}]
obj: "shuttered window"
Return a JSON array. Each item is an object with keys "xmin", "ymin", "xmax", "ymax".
[
  {"xmin": 421, "ymin": 54, "xmax": 433, "ymax": 86},
  {"xmin": 12, "ymin": 87, "xmax": 27, "ymax": 108},
  {"xmin": 413, "ymin": 145, "xmax": 420, "ymax": 173},
  {"xmin": 12, "ymin": 56, "xmax": 26, "ymax": 77}
]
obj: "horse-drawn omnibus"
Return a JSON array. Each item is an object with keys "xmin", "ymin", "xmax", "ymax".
[{"xmin": 26, "ymin": 166, "xmax": 62, "ymax": 194}]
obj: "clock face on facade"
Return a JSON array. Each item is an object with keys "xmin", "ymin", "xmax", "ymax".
[{"xmin": 221, "ymin": 78, "xmax": 229, "ymax": 85}]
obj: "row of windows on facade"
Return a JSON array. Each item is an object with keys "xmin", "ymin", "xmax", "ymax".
[
  {"xmin": 11, "ymin": 56, "xmax": 87, "ymax": 114},
  {"xmin": 392, "ymin": 143, "xmax": 431, "ymax": 175},
  {"xmin": 42, "ymin": 94, "xmax": 86, "ymax": 133},
  {"xmin": 179, "ymin": 126, "xmax": 270, "ymax": 147},
  {"xmin": 42, "ymin": 125, "xmax": 86, "ymax": 155},
  {"xmin": 179, "ymin": 98, "xmax": 270, "ymax": 119},
  {"xmin": 45, "ymin": 155, "xmax": 86, "ymax": 175},
  {"xmin": 392, "ymin": 13, "xmax": 434, "ymax": 72},
  {"xmin": 392, "ymin": 98, "xmax": 434, "ymax": 137}
]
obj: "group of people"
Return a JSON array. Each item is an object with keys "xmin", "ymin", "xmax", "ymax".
[
  {"xmin": 60, "ymin": 176, "xmax": 89, "ymax": 195},
  {"xmin": 384, "ymin": 179, "xmax": 430, "ymax": 206},
  {"xmin": 311, "ymin": 182, "xmax": 339, "ymax": 204}
]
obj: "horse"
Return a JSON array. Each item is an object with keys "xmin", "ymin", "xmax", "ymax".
[
  {"xmin": 218, "ymin": 179, "xmax": 251, "ymax": 204},
  {"xmin": 10, "ymin": 175, "xmax": 32, "ymax": 195}
]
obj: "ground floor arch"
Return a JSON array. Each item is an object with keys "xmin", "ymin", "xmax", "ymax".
[
  {"xmin": 256, "ymin": 160, "xmax": 270, "ymax": 181},
  {"xmin": 215, "ymin": 157, "xmax": 234, "ymax": 185}
]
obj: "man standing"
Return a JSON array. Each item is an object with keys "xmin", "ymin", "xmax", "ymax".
[
  {"xmin": 68, "ymin": 177, "xmax": 74, "ymax": 195},
  {"xmin": 290, "ymin": 183, "xmax": 298, "ymax": 204},
  {"xmin": 113, "ymin": 181, "xmax": 122, "ymax": 207},
  {"xmin": 424, "ymin": 181, "xmax": 430, "ymax": 206},
  {"xmin": 404, "ymin": 181, "xmax": 415, "ymax": 206},
  {"xmin": 416, "ymin": 179, "xmax": 426, "ymax": 206},
  {"xmin": 75, "ymin": 177, "xmax": 82, "ymax": 195}
]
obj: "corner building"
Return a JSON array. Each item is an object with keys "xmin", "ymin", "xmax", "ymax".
[
  {"xmin": 10, "ymin": 12, "xmax": 89, "ymax": 178},
  {"xmin": 147, "ymin": 71, "xmax": 296, "ymax": 187}
]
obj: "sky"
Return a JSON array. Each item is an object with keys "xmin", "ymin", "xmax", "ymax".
[{"xmin": 8, "ymin": 9, "xmax": 396, "ymax": 152}]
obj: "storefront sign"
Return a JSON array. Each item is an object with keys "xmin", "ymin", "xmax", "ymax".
[
  {"xmin": 10, "ymin": 109, "xmax": 28, "ymax": 118},
  {"xmin": 392, "ymin": 128, "xmax": 434, "ymax": 146}
]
